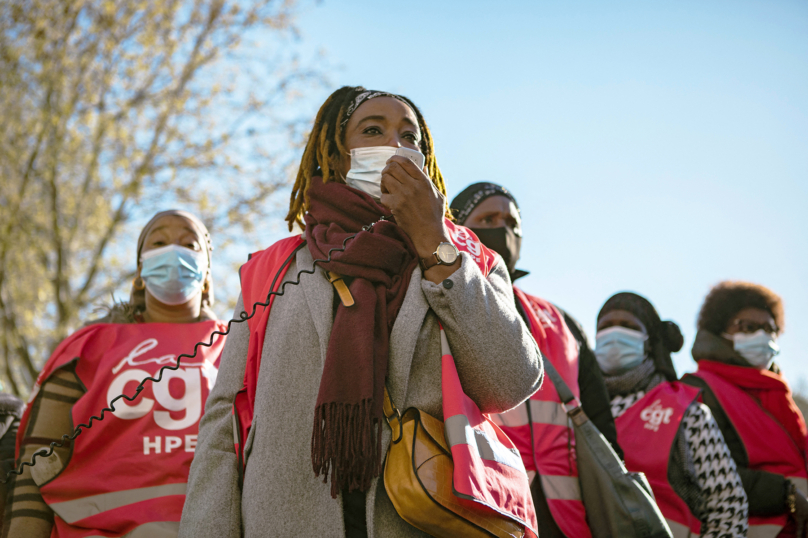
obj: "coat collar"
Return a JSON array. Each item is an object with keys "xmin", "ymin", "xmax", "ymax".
[{"xmin": 691, "ymin": 329, "xmax": 752, "ymax": 368}]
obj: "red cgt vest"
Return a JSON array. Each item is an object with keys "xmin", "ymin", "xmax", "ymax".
[
  {"xmin": 441, "ymin": 327, "xmax": 538, "ymax": 536},
  {"xmin": 491, "ymin": 289, "xmax": 592, "ymax": 538},
  {"xmin": 690, "ymin": 361, "xmax": 808, "ymax": 538},
  {"xmin": 233, "ymin": 220, "xmax": 537, "ymax": 536},
  {"xmin": 17, "ymin": 320, "xmax": 227, "ymax": 538},
  {"xmin": 615, "ymin": 382, "xmax": 702, "ymax": 538}
]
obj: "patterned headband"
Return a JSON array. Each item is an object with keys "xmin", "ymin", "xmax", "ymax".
[
  {"xmin": 340, "ymin": 90, "xmax": 411, "ymax": 126},
  {"xmin": 449, "ymin": 183, "xmax": 520, "ymax": 226}
]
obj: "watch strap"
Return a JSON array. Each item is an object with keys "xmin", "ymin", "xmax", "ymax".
[{"xmin": 419, "ymin": 253, "xmax": 440, "ymax": 272}]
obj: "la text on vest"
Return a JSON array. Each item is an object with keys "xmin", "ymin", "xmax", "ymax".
[
  {"xmin": 616, "ymin": 381, "xmax": 702, "ymax": 537},
  {"xmin": 491, "ymin": 288, "xmax": 592, "ymax": 538},
  {"xmin": 19, "ymin": 320, "xmax": 226, "ymax": 537}
]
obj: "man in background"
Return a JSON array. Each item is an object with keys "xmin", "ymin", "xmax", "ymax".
[{"xmin": 451, "ymin": 183, "xmax": 620, "ymax": 538}]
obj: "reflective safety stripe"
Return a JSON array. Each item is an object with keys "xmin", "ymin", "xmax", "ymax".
[
  {"xmin": 86, "ymin": 521, "xmax": 180, "ymax": 538},
  {"xmin": 490, "ymin": 402, "xmax": 528, "ymax": 428},
  {"xmin": 791, "ymin": 476, "xmax": 808, "ymax": 496},
  {"xmin": 50, "ymin": 483, "xmax": 187, "ymax": 524},
  {"xmin": 747, "ymin": 525, "xmax": 784, "ymax": 538},
  {"xmin": 530, "ymin": 399, "xmax": 569, "ymax": 428},
  {"xmin": 539, "ymin": 474, "xmax": 581, "ymax": 501},
  {"xmin": 444, "ymin": 414, "xmax": 525, "ymax": 472},
  {"xmin": 666, "ymin": 519, "xmax": 695, "ymax": 538},
  {"xmin": 490, "ymin": 400, "xmax": 569, "ymax": 429}
]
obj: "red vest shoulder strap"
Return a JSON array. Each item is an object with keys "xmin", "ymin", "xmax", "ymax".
[
  {"xmin": 240, "ymin": 235, "xmax": 306, "ymax": 312},
  {"xmin": 35, "ymin": 324, "xmax": 106, "ymax": 383},
  {"xmin": 444, "ymin": 219, "xmax": 498, "ymax": 277},
  {"xmin": 240, "ymin": 223, "xmax": 494, "ymax": 308},
  {"xmin": 440, "ymin": 326, "xmax": 538, "ymax": 535},
  {"xmin": 513, "ymin": 288, "xmax": 579, "ymax": 397},
  {"xmin": 233, "ymin": 235, "xmax": 305, "ymax": 471}
]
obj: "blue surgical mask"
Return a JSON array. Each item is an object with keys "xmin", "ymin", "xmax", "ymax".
[
  {"xmin": 723, "ymin": 330, "xmax": 780, "ymax": 369},
  {"xmin": 595, "ymin": 326, "xmax": 648, "ymax": 375},
  {"xmin": 140, "ymin": 244, "xmax": 207, "ymax": 306}
]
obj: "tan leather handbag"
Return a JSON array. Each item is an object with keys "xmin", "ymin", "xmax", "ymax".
[
  {"xmin": 325, "ymin": 272, "xmax": 526, "ymax": 537},
  {"xmin": 382, "ymin": 388, "xmax": 525, "ymax": 538}
]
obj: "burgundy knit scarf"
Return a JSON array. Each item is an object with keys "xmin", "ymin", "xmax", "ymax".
[{"xmin": 305, "ymin": 177, "xmax": 418, "ymax": 497}]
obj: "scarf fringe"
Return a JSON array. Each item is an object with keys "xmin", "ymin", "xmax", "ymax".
[{"xmin": 311, "ymin": 399, "xmax": 384, "ymax": 498}]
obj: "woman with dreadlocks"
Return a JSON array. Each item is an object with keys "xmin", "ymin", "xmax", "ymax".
[
  {"xmin": 4, "ymin": 210, "xmax": 227, "ymax": 538},
  {"xmin": 179, "ymin": 86, "xmax": 542, "ymax": 538},
  {"xmin": 595, "ymin": 292, "xmax": 748, "ymax": 538}
]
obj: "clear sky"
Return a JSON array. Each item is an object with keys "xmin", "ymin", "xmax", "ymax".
[{"xmin": 284, "ymin": 0, "xmax": 808, "ymax": 386}]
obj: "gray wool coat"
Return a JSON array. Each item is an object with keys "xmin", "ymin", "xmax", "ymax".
[{"xmin": 179, "ymin": 246, "xmax": 543, "ymax": 538}]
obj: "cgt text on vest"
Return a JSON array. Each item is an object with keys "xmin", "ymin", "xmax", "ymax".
[{"xmin": 640, "ymin": 399, "xmax": 674, "ymax": 432}]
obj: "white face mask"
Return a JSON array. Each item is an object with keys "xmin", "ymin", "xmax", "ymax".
[
  {"xmin": 345, "ymin": 146, "xmax": 425, "ymax": 200},
  {"xmin": 594, "ymin": 326, "xmax": 648, "ymax": 375},
  {"xmin": 723, "ymin": 330, "xmax": 780, "ymax": 369}
]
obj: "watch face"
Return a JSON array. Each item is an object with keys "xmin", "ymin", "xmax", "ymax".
[{"xmin": 436, "ymin": 242, "xmax": 459, "ymax": 264}]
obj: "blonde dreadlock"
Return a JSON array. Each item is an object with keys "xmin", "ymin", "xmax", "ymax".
[{"xmin": 285, "ymin": 86, "xmax": 447, "ymax": 231}]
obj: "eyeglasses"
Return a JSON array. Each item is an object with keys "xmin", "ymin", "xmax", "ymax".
[{"xmin": 730, "ymin": 319, "xmax": 779, "ymax": 335}]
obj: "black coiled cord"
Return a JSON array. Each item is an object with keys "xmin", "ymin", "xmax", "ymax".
[{"xmin": 2, "ymin": 220, "xmax": 378, "ymax": 484}]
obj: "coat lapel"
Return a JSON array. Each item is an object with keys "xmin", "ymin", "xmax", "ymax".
[
  {"xmin": 387, "ymin": 267, "xmax": 429, "ymax": 407},
  {"xmin": 297, "ymin": 247, "xmax": 334, "ymax": 368},
  {"xmin": 297, "ymin": 248, "xmax": 428, "ymax": 403}
]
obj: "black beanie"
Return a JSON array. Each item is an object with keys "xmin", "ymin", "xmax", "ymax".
[{"xmin": 598, "ymin": 292, "xmax": 683, "ymax": 380}]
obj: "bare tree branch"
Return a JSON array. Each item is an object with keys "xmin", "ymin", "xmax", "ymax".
[{"xmin": 0, "ymin": 0, "xmax": 325, "ymax": 395}]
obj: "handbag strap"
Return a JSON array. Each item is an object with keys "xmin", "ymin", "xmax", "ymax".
[
  {"xmin": 383, "ymin": 386, "xmax": 404, "ymax": 443},
  {"xmin": 542, "ymin": 358, "xmax": 593, "ymax": 429},
  {"xmin": 541, "ymin": 356, "xmax": 578, "ymax": 407}
]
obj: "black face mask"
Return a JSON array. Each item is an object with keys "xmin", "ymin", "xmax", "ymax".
[{"xmin": 470, "ymin": 227, "xmax": 521, "ymax": 278}]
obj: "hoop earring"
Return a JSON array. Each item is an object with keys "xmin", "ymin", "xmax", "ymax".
[
  {"xmin": 202, "ymin": 280, "xmax": 210, "ymax": 294},
  {"xmin": 133, "ymin": 276, "xmax": 146, "ymax": 291}
]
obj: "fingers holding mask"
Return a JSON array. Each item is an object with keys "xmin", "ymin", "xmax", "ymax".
[
  {"xmin": 380, "ymin": 155, "xmax": 446, "ymax": 250},
  {"xmin": 380, "ymin": 155, "xmax": 431, "ymax": 211},
  {"xmin": 385, "ymin": 155, "xmax": 427, "ymax": 183}
]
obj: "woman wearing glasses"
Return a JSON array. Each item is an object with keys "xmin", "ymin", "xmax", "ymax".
[{"xmin": 683, "ymin": 281, "xmax": 808, "ymax": 538}]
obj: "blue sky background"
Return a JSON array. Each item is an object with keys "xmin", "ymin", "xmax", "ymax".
[{"xmin": 284, "ymin": 0, "xmax": 808, "ymax": 386}]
